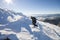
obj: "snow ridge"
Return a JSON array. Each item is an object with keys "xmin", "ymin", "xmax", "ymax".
[{"xmin": 0, "ymin": 8, "xmax": 60, "ymax": 40}]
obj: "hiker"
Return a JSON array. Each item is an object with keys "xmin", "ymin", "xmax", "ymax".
[{"xmin": 31, "ymin": 16, "xmax": 37, "ymax": 27}]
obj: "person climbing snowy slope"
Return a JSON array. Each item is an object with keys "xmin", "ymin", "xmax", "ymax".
[{"xmin": 31, "ymin": 16, "xmax": 37, "ymax": 27}]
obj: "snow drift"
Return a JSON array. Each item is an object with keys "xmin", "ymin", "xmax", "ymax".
[{"xmin": 0, "ymin": 8, "xmax": 60, "ymax": 40}]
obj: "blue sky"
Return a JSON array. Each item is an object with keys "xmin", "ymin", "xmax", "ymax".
[{"xmin": 0, "ymin": 0, "xmax": 60, "ymax": 16}]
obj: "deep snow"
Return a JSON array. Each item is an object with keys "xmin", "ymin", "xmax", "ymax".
[{"xmin": 0, "ymin": 8, "xmax": 60, "ymax": 40}]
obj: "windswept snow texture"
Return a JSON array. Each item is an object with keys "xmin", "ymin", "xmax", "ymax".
[{"xmin": 0, "ymin": 8, "xmax": 60, "ymax": 40}]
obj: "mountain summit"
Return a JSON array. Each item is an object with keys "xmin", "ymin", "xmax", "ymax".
[{"xmin": 0, "ymin": 8, "xmax": 60, "ymax": 40}]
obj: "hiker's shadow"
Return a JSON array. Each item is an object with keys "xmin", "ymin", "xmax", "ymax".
[{"xmin": 33, "ymin": 22, "xmax": 52, "ymax": 40}]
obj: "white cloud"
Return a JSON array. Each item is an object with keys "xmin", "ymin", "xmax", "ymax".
[{"xmin": 7, "ymin": 15, "xmax": 23, "ymax": 22}]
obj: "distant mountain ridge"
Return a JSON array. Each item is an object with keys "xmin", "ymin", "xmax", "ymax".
[{"xmin": 33, "ymin": 14, "xmax": 60, "ymax": 18}]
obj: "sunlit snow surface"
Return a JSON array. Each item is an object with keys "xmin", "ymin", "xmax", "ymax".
[
  {"xmin": 0, "ymin": 8, "xmax": 60, "ymax": 40},
  {"xmin": 0, "ymin": 20, "xmax": 60, "ymax": 40}
]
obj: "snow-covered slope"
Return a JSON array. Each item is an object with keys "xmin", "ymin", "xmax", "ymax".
[
  {"xmin": 0, "ymin": 8, "xmax": 60, "ymax": 40},
  {"xmin": 0, "ymin": 8, "xmax": 26, "ymax": 24}
]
